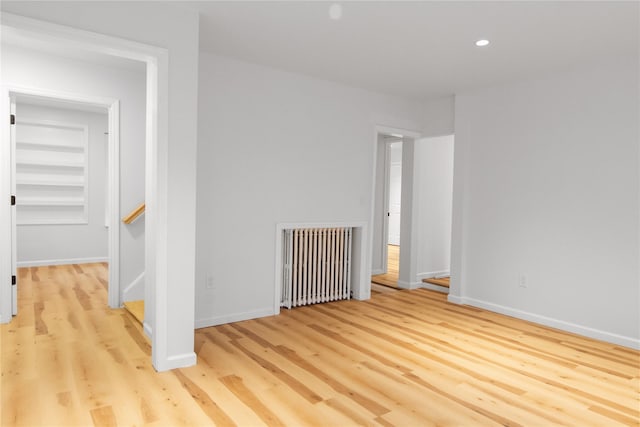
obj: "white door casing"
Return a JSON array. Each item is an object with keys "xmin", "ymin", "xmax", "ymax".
[
  {"xmin": 10, "ymin": 97, "xmax": 17, "ymax": 315},
  {"xmin": 387, "ymin": 151, "xmax": 402, "ymax": 246},
  {"xmin": 4, "ymin": 88, "xmax": 120, "ymax": 314}
]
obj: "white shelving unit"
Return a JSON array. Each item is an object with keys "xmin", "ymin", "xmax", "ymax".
[{"xmin": 15, "ymin": 119, "xmax": 89, "ymax": 225}]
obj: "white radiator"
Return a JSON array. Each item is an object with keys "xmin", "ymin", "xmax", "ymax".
[{"xmin": 281, "ymin": 227, "xmax": 352, "ymax": 309}]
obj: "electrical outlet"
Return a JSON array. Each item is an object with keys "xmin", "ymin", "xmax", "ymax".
[
  {"xmin": 206, "ymin": 274, "xmax": 214, "ymax": 290},
  {"xmin": 518, "ymin": 273, "xmax": 527, "ymax": 288}
]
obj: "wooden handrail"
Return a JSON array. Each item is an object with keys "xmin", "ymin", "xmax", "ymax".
[{"xmin": 122, "ymin": 202, "xmax": 145, "ymax": 224}]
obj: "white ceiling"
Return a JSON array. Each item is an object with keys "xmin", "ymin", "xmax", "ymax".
[{"xmin": 190, "ymin": 1, "xmax": 639, "ymax": 100}]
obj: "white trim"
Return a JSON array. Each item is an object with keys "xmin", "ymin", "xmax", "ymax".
[
  {"xmin": 447, "ymin": 294, "xmax": 465, "ymax": 305},
  {"xmin": 370, "ymin": 125, "xmax": 421, "ymax": 300},
  {"xmin": 371, "ymin": 269, "xmax": 384, "ymax": 276},
  {"xmin": 154, "ymin": 352, "xmax": 197, "ymax": 372},
  {"xmin": 375, "ymin": 125, "xmax": 422, "ymax": 139},
  {"xmin": 9, "ymin": 96, "xmax": 17, "ymax": 316},
  {"xmin": 447, "ymin": 296, "xmax": 639, "ymax": 350},
  {"xmin": 107, "ymin": 100, "xmax": 120, "ymax": 310},
  {"xmin": 146, "ymin": 53, "xmax": 170, "ymax": 372},
  {"xmin": 195, "ymin": 307, "xmax": 276, "ymax": 329},
  {"xmin": 122, "ymin": 272, "xmax": 145, "ymax": 302},
  {"xmin": 420, "ymin": 282, "xmax": 449, "ymax": 294},
  {"xmin": 17, "ymin": 257, "xmax": 107, "ymax": 267},
  {"xmin": 381, "ymin": 141, "xmax": 391, "ymax": 273},
  {"xmin": 1, "ymin": 92, "xmax": 13, "ymax": 321},
  {"xmin": 0, "ymin": 13, "xmax": 163, "ymax": 63},
  {"xmin": 274, "ymin": 221, "xmax": 368, "ymax": 315},
  {"xmin": 143, "ymin": 321, "xmax": 153, "ymax": 339},
  {"xmin": 3, "ymin": 84, "xmax": 119, "ymax": 109},
  {"xmin": 418, "ymin": 270, "xmax": 450, "ymax": 280},
  {"xmin": 397, "ymin": 280, "xmax": 422, "ymax": 290}
]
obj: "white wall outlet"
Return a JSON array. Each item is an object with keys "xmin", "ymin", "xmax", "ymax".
[
  {"xmin": 518, "ymin": 273, "xmax": 528, "ymax": 288},
  {"xmin": 206, "ymin": 274, "xmax": 214, "ymax": 290}
]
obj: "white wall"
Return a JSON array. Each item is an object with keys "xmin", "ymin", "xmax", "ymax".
[
  {"xmin": 416, "ymin": 135, "xmax": 454, "ymax": 279},
  {"xmin": 16, "ymin": 103, "xmax": 108, "ymax": 265},
  {"xmin": 196, "ymin": 53, "xmax": 424, "ymax": 327},
  {"xmin": 422, "ymin": 95, "xmax": 454, "ymax": 138},
  {"xmin": 2, "ymin": 45, "xmax": 146, "ymax": 299},
  {"xmin": 450, "ymin": 56, "xmax": 639, "ymax": 348}
]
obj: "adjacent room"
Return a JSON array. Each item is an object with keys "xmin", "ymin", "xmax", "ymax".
[{"xmin": 1, "ymin": 1, "xmax": 638, "ymax": 426}]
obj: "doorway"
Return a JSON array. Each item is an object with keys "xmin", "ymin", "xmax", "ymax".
[
  {"xmin": 372, "ymin": 137, "xmax": 402, "ymax": 288},
  {"xmin": 0, "ymin": 12, "xmax": 188, "ymax": 371},
  {"xmin": 7, "ymin": 90, "xmax": 119, "ymax": 316}
]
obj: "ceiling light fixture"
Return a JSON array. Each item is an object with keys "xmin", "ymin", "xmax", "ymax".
[
  {"xmin": 475, "ymin": 39, "xmax": 490, "ymax": 47},
  {"xmin": 329, "ymin": 3, "xmax": 342, "ymax": 20}
]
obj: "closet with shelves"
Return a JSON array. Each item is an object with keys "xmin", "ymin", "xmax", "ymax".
[{"xmin": 15, "ymin": 119, "xmax": 88, "ymax": 224}]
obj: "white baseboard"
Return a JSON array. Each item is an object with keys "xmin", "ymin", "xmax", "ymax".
[
  {"xmin": 195, "ymin": 307, "xmax": 275, "ymax": 329},
  {"xmin": 447, "ymin": 294, "xmax": 465, "ymax": 305},
  {"xmin": 397, "ymin": 280, "xmax": 422, "ymax": 290},
  {"xmin": 418, "ymin": 270, "xmax": 450, "ymax": 280},
  {"xmin": 122, "ymin": 272, "xmax": 145, "ymax": 302},
  {"xmin": 143, "ymin": 321, "xmax": 152, "ymax": 339},
  {"xmin": 420, "ymin": 282, "xmax": 449, "ymax": 294},
  {"xmin": 447, "ymin": 295, "xmax": 639, "ymax": 350},
  {"xmin": 371, "ymin": 269, "xmax": 384, "ymax": 276},
  {"xmin": 17, "ymin": 257, "xmax": 108, "ymax": 267},
  {"xmin": 154, "ymin": 352, "xmax": 197, "ymax": 372},
  {"xmin": 353, "ymin": 288, "xmax": 371, "ymax": 301}
]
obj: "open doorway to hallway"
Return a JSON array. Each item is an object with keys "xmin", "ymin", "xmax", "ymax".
[
  {"xmin": 370, "ymin": 131, "xmax": 455, "ymax": 292},
  {"xmin": 1, "ymin": 27, "xmax": 146, "ymax": 331},
  {"xmin": 372, "ymin": 135, "xmax": 402, "ymax": 288},
  {"xmin": 12, "ymin": 95, "xmax": 111, "ymax": 317}
]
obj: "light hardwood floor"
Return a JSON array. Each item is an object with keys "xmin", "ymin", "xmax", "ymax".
[
  {"xmin": 2, "ymin": 264, "xmax": 639, "ymax": 426},
  {"xmin": 371, "ymin": 244, "xmax": 399, "ymax": 287}
]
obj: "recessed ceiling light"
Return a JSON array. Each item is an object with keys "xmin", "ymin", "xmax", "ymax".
[
  {"xmin": 475, "ymin": 39, "xmax": 490, "ymax": 47},
  {"xmin": 329, "ymin": 3, "xmax": 342, "ymax": 20}
]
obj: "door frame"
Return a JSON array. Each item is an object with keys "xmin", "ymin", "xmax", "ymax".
[
  {"xmin": 3, "ymin": 86, "xmax": 121, "ymax": 313},
  {"xmin": 381, "ymin": 140, "xmax": 392, "ymax": 274},
  {"xmin": 370, "ymin": 125, "xmax": 422, "ymax": 286},
  {"xmin": 0, "ymin": 12, "xmax": 186, "ymax": 372},
  {"xmin": 385, "ymin": 138, "xmax": 404, "ymax": 249}
]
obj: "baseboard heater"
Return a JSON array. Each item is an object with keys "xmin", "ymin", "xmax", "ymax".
[{"xmin": 281, "ymin": 227, "xmax": 352, "ymax": 309}]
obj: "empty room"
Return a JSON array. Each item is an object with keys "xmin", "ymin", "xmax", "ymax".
[{"xmin": 1, "ymin": 1, "xmax": 638, "ymax": 426}]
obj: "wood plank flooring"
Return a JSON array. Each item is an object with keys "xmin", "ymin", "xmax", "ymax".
[
  {"xmin": 2, "ymin": 263, "xmax": 639, "ymax": 426},
  {"xmin": 371, "ymin": 244, "xmax": 399, "ymax": 287},
  {"xmin": 123, "ymin": 300, "xmax": 144, "ymax": 325}
]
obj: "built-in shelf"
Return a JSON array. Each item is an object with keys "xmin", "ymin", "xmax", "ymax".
[
  {"xmin": 15, "ymin": 118, "xmax": 88, "ymax": 225},
  {"xmin": 17, "ymin": 140, "xmax": 84, "ymax": 150},
  {"xmin": 16, "ymin": 159, "xmax": 85, "ymax": 168},
  {"xmin": 17, "ymin": 177, "xmax": 85, "ymax": 187},
  {"xmin": 17, "ymin": 197, "xmax": 85, "ymax": 207}
]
